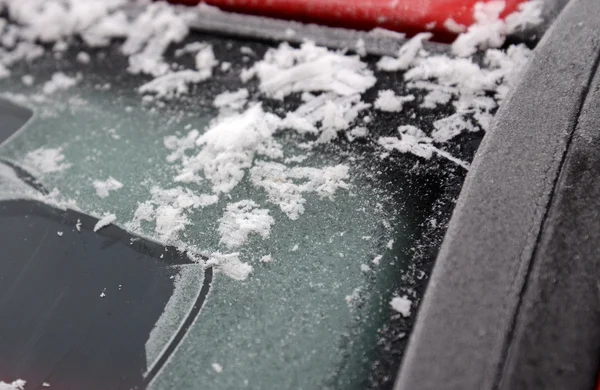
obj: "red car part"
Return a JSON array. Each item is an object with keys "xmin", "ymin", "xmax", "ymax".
[{"xmin": 170, "ymin": 0, "xmax": 527, "ymax": 37}]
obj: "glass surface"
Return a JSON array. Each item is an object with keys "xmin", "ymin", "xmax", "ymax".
[
  {"xmin": 0, "ymin": 199, "xmax": 206, "ymax": 390},
  {"xmin": 0, "ymin": 32, "xmax": 478, "ymax": 389}
]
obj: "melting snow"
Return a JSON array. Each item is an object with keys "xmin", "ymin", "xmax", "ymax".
[
  {"xmin": 346, "ymin": 126, "xmax": 369, "ymax": 142},
  {"xmin": 22, "ymin": 147, "xmax": 71, "ymax": 175},
  {"xmin": 139, "ymin": 70, "xmax": 212, "ymax": 99},
  {"xmin": 194, "ymin": 44, "xmax": 218, "ymax": 72},
  {"xmin": 242, "ymin": 41, "xmax": 376, "ymax": 99},
  {"xmin": 205, "ymin": 252, "xmax": 252, "ymax": 281},
  {"xmin": 378, "ymin": 125, "xmax": 470, "ymax": 169},
  {"xmin": 250, "ymin": 162, "xmax": 349, "ymax": 220},
  {"xmin": 220, "ymin": 61, "xmax": 231, "ymax": 72},
  {"xmin": 281, "ymin": 92, "xmax": 370, "ymax": 141},
  {"xmin": 376, "ymin": 32, "xmax": 432, "ymax": 71},
  {"xmin": 213, "ymin": 88, "xmax": 249, "ymax": 112},
  {"xmin": 122, "ymin": 3, "xmax": 192, "ymax": 76},
  {"xmin": 21, "ymin": 75, "xmax": 34, "ymax": 85},
  {"xmin": 172, "ymin": 104, "xmax": 283, "ymax": 192},
  {"xmin": 218, "ymin": 200, "xmax": 274, "ymax": 249},
  {"xmin": 374, "ymin": 90, "xmax": 415, "ymax": 112},
  {"xmin": 42, "ymin": 72, "xmax": 78, "ymax": 94},
  {"xmin": 211, "ymin": 362, "xmax": 223, "ymax": 373},
  {"xmin": 372, "ymin": 255, "xmax": 383, "ymax": 266},
  {"xmin": 506, "ymin": 0, "xmax": 544, "ymax": 33},
  {"xmin": 390, "ymin": 295, "xmax": 412, "ymax": 317},
  {"xmin": 0, "ymin": 379, "xmax": 26, "ymax": 390},
  {"xmin": 444, "ymin": 18, "xmax": 467, "ymax": 34},
  {"xmin": 94, "ymin": 213, "xmax": 116, "ymax": 232},
  {"xmin": 260, "ymin": 254, "xmax": 273, "ymax": 263},
  {"xmin": 452, "ymin": 0, "xmax": 542, "ymax": 57},
  {"xmin": 452, "ymin": 1, "xmax": 507, "ymax": 57},
  {"xmin": 127, "ymin": 186, "xmax": 218, "ymax": 244},
  {"xmin": 93, "ymin": 176, "xmax": 123, "ymax": 198},
  {"xmin": 76, "ymin": 51, "xmax": 90, "ymax": 64}
]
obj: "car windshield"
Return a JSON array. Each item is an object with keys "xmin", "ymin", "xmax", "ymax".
[{"xmin": 0, "ymin": 2, "xmax": 535, "ymax": 389}]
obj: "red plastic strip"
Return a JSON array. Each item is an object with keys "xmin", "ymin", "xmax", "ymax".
[{"xmin": 170, "ymin": 0, "xmax": 527, "ymax": 37}]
